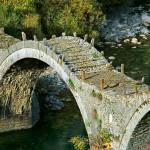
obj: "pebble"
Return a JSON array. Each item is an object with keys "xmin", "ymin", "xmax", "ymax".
[
  {"xmin": 132, "ymin": 46, "xmax": 137, "ymax": 49},
  {"xmin": 118, "ymin": 44, "xmax": 122, "ymax": 47},
  {"xmin": 131, "ymin": 38, "xmax": 138, "ymax": 44},
  {"xmin": 124, "ymin": 39, "xmax": 130, "ymax": 43},
  {"xmin": 108, "ymin": 56, "xmax": 115, "ymax": 60}
]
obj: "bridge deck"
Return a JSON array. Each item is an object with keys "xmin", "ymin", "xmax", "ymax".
[
  {"xmin": 0, "ymin": 33, "xmax": 149, "ymax": 97},
  {"xmin": 49, "ymin": 37, "xmax": 149, "ymax": 96}
]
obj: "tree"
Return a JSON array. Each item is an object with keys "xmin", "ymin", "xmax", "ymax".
[
  {"xmin": 35, "ymin": 0, "xmax": 105, "ymax": 38},
  {"xmin": 57, "ymin": 0, "xmax": 104, "ymax": 37},
  {"xmin": 0, "ymin": 0, "xmax": 43, "ymax": 38}
]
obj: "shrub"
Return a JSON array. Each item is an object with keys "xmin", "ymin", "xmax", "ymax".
[
  {"xmin": 70, "ymin": 136, "xmax": 89, "ymax": 150},
  {"xmin": 91, "ymin": 90, "xmax": 102, "ymax": 100},
  {"xmin": 90, "ymin": 128, "xmax": 112, "ymax": 148},
  {"xmin": 68, "ymin": 78, "xmax": 75, "ymax": 89},
  {"xmin": 35, "ymin": 0, "xmax": 105, "ymax": 38},
  {"xmin": 0, "ymin": 0, "xmax": 43, "ymax": 38}
]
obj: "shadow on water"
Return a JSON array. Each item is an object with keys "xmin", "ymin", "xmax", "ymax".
[{"xmin": 0, "ymin": 101, "xmax": 87, "ymax": 150}]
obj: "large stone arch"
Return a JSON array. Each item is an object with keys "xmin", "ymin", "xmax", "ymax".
[
  {"xmin": 0, "ymin": 38, "xmax": 150, "ymax": 149},
  {"xmin": 119, "ymin": 102, "xmax": 150, "ymax": 150},
  {"xmin": 0, "ymin": 47, "xmax": 91, "ymax": 135}
]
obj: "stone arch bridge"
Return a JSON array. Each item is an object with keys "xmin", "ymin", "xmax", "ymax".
[{"xmin": 0, "ymin": 31, "xmax": 150, "ymax": 150}]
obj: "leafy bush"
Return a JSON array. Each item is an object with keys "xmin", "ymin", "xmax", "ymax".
[
  {"xmin": 35, "ymin": 0, "xmax": 105, "ymax": 38},
  {"xmin": 0, "ymin": 0, "xmax": 129, "ymax": 38},
  {"xmin": 0, "ymin": 0, "xmax": 34, "ymax": 11},
  {"xmin": 90, "ymin": 128, "xmax": 112, "ymax": 148},
  {"xmin": 70, "ymin": 136, "xmax": 89, "ymax": 150},
  {"xmin": 100, "ymin": 128, "xmax": 112, "ymax": 143},
  {"xmin": 0, "ymin": 0, "xmax": 43, "ymax": 38},
  {"xmin": 91, "ymin": 90, "xmax": 102, "ymax": 100},
  {"xmin": 57, "ymin": 0, "xmax": 104, "ymax": 36},
  {"xmin": 0, "ymin": 5, "xmax": 21, "ymax": 28}
]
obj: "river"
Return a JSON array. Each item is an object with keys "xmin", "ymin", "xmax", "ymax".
[
  {"xmin": 0, "ymin": 38, "xmax": 149, "ymax": 150},
  {"xmin": 0, "ymin": 2, "xmax": 150, "ymax": 149}
]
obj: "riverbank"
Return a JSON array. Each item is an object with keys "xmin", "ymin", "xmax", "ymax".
[{"xmin": 100, "ymin": 2, "xmax": 150, "ymax": 42}]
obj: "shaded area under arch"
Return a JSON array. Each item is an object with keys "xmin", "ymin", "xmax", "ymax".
[
  {"xmin": 127, "ymin": 111, "xmax": 150, "ymax": 150},
  {"xmin": 0, "ymin": 58, "xmax": 88, "ymax": 150}
]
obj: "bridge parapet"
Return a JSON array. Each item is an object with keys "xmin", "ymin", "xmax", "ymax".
[{"xmin": 0, "ymin": 34, "xmax": 150, "ymax": 150}]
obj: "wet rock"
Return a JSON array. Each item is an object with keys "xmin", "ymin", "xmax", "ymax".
[
  {"xmin": 100, "ymin": 5, "xmax": 150, "ymax": 42},
  {"xmin": 124, "ymin": 39, "xmax": 130, "ymax": 43},
  {"xmin": 142, "ymin": 13, "xmax": 150, "ymax": 27},
  {"xmin": 36, "ymin": 70, "xmax": 70, "ymax": 111},
  {"xmin": 131, "ymin": 38, "xmax": 138, "ymax": 44},
  {"xmin": 61, "ymin": 98, "xmax": 72, "ymax": 102},
  {"xmin": 140, "ymin": 34, "xmax": 146, "ymax": 37},
  {"xmin": 117, "ymin": 43, "xmax": 122, "ymax": 47},
  {"xmin": 45, "ymin": 95, "xmax": 64, "ymax": 110},
  {"xmin": 141, "ymin": 28, "xmax": 149, "ymax": 34},
  {"xmin": 108, "ymin": 56, "xmax": 115, "ymax": 60},
  {"xmin": 132, "ymin": 46, "xmax": 137, "ymax": 49}
]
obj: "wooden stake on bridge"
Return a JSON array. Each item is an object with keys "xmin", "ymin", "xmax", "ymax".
[
  {"xmin": 100, "ymin": 79, "xmax": 105, "ymax": 91},
  {"xmin": 121, "ymin": 64, "xmax": 124, "ymax": 74}
]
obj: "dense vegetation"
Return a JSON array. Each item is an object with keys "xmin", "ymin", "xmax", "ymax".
[
  {"xmin": 0, "ymin": 0, "xmax": 43, "ymax": 38},
  {"xmin": 0, "ymin": 0, "xmax": 128, "ymax": 39}
]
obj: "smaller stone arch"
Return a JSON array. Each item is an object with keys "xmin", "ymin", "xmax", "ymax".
[{"xmin": 119, "ymin": 102, "xmax": 150, "ymax": 150}]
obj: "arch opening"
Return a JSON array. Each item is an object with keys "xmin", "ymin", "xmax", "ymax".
[
  {"xmin": 127, "ymin": 111, "xmax": 150, "ymax": 150},
  {"xmin": 119, "ymin": 103, "xmax": 150, "ymax": 150},
  {"xmin": 0, "ymin": 58, "xmax": 88, "ymax": 149},
  {"xmin": 0, "ymin": 58, "xmax": 48, "ymax": 131}
]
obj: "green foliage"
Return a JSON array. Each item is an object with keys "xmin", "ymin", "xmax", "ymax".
[
  {"xmin": 91, "ymin": 90, "xmax": 102, "ymax": 100},
  {"xmin": 0, "ymin": 0, "xmax": 35, "ymax": 12},
  {"xmin": 0, "ymin": 0, "xmax": 129, "ymax": 38},
  {"xmin": 35, "ymin": 0, "xmax": 105, "ymax": 38},
  {"xmin": 35, "ymin": 0, "xmax": 68, "ymax": 36},
  {"xmin": 70, "ymin": 136, "xmax": 89, "ymax": 150},
  {"xmin": 99, "ymin": 128, "xmax": 112, "ymax": 143},
  {"xmin": 0, "ymin": 0, "xmax": 43, "ymax": 38},
  {"xmin": 57, "ymin": 0, "xmax": 104, "ymax": 37},
  {"xmin": 0, "ymin": 5, "xmax": 21, "ymax": 28},
  {"xmin": 90, "ymin": 128, "xmax": 112, "ymax": 148},
  {"xmin": 68, "ymin": 78, "xmax": 75, "ymax": 89},
  {"xmin": 92, "ymin": 52, "xmax": 99, "ymax": 60}
]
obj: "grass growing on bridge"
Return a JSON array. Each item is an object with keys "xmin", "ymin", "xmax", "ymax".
[
  {"xmin": 91, "ymin": 90, "xmax": 102, "ymax": 100},
  {"xmin": 68, "ymin": 78, "xmax": 75, "ymax": 89}
]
